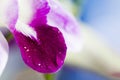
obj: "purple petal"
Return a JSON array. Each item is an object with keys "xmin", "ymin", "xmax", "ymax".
[
  {"xmin": 17, "ymin": 0, "xmax": 50, "ymax": 26},
  {"xmin": 14, "ymin": 24, "xmax": 67, "ymax": 73},
  {"xmin": 14, "ymin": 0, "xmax": 81, "ymax": 73},
  {"xmin": 47, "ymin": 0, "xmax": 78, "ymax": 33},
  {"xmin": 29, "ymin": 0, "xmax": 50, "ymax": 26},
  {"xmin": 14, "ymin": 0, "xmax": 67, "ymax": 73},
  {"xmin": 0, "ymin": 32, "xmax": 9, "ymax": 76},
  {"xmin": 27, "ymin": 0, "xmax": 81, "ymax": 53},
  {"xmin": 47, "ymin": 0, "xmax": 82, "ymax": 53}
]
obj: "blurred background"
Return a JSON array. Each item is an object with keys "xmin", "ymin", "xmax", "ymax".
[{"xmin": 1, "ymin": 0, "xmax": 120, "ymax": 80}]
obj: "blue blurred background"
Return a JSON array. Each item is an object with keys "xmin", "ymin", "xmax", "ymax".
[{"xmin": 1, "ymin": 0, "xmax": 120, "ymax": 80}]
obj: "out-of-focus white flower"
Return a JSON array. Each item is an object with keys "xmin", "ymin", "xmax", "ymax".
[
  {"xmin": 66, "ymin": 22, "xmax": 120, "ymax": 79},
  {"xmin": 0, "ymin": 32, "xmax": 9, "ymax": 77}
]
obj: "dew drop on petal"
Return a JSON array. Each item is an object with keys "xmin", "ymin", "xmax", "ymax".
[{"xmin": 14, "ymin": 25, "xmax": 67, "ymax": 73}]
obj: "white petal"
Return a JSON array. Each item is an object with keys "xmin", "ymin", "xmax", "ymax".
[
  {"xmin": 0, "ymin": 32, "xmax": 9, "ymax": 76},
  {"xmin": 18, "ymin": 0, "xmax": 33, "ymax": 24},
  {"xmin": 47, "ymin": 0, "xmax": 82, "ymax": 53},
  {"xmin": 0, "ymin": 0, "xmax": 18, "ymax": 30},
  {"xmin": 15, "ymin": 20, "xmax": 37, "ymax": 39}
]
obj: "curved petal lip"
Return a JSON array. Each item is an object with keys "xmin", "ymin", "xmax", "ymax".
[
  {"xmin": 14, "ymin": 24, "xmax": 67, "ymax": 73},
  {"xmin": 47, "ymin": 0, "xmax": 81, "ymax": 53}
]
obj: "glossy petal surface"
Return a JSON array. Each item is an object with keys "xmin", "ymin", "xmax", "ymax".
[
  {"xmin": 14, "ymin": 0, "xmax": 67, "ymax": 73},
  {"xmin": 14, "ymin": 25, "xmax": 67, "ymax": 73},
  {"xmin": 47, "ymin": 0, "xmax": 81, "ymax": 53},
  {"xmin": 0, "ymin": 32, "xmax": 9, "ymax": 76},
  {"xmin": 18, "ymin": 0, "xmax": 81, "ymax": 53}
]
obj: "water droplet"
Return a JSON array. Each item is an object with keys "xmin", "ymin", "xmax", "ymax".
[
  {"xmin": 26, "ymin": 49, "xmax": 29, "ymax": 52},
  {"xmin": 24, "ymin": 46, "xmax": 27, "ymax": 49},
  {"xmin": 61, "ymin": 61, "xmax": 63, "ymax": 64},
  {"xmin": 38, "ymin": 63, "xmax": 41, "ymax": 66}
]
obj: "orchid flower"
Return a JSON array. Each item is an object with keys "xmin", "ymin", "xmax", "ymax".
[{"xmin": 0, "ymin": 0, "xmax": 81, "ymax": 74}]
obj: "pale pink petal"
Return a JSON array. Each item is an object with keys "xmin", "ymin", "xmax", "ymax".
[
  {"xmin": 17, "ymin": 0, "xmax": 81, "ymax": 53},
  {"xmin": 0, "ymin": 0, "xmax": 18, "ymax": 31},
  {"xmin": 47, "ymin": 0, "xmax": 82, "ymax": 53}
]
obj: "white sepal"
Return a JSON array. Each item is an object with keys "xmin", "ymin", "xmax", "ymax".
[{"xmin": 0, "ymin": 32, "xmax": 9, "ymax": 77}]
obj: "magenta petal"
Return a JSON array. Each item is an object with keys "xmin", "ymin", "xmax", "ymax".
[
  {"xmin": 47, "ymin": 0, "xmax": 81, "ymax": 53},
  {"xmin": 30, "ymin": 0, "xmax": 50, "ymax": 26},
  {"xmin": 14, "ymin": 25, "xmax": 67, "ymax": 73},
  {"xmin": 47, "ymin": 0, "xmax": 79, "ymax": 34}
]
